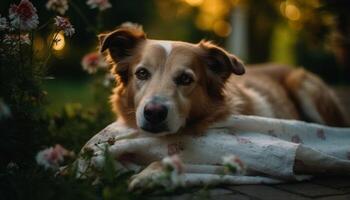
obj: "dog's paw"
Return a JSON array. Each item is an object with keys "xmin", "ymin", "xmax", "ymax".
[
  {"xmin": 129, "ymin": 159, "xmax": 185, "ymax": 191},
  {"xmin": 128, "ymin": 161, "xmax": 164, "ymax": 191}
]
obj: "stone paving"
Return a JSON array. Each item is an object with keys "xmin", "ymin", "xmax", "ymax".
[{"xmin": 152, "ymin": 176, "xmax": 350, "ymax": 200}]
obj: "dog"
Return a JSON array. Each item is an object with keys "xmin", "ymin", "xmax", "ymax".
[{"xmin": 99, "ymin": 23, "xmax": 349, "ymax": 135}]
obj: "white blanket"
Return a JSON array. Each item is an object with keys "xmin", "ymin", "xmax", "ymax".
[{"xmin": 75, "ymin": 115, "xmax": 350, "ymax": 189}]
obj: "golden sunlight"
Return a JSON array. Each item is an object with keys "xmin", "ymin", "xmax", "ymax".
[
  {"xmin": 230, "ymin": 0, "xmax": 240, "ymax": 6},
  {"xmin": 52, "ymin": 32, "xmax": 65, "ymax": 51},
  {"xmin": 285, "ymin": 3, "xmax": 301, "ymax": 21},
  {"xmin": 195, "ymin": 13, "xmax": 215, "ymax": 30},
  {"xmin": 34, "ymin": 36, "xmax": 44, "ymax": 51},
  {"xmin": 183, "ymin": 0, "xmax": 203, "ymax": 7},
  {"xmin": 213, "ymin": 20, "xmax": 232, "ymax": 37}
]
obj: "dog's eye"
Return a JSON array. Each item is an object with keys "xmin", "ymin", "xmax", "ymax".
[
  {"xmin": 175, "ymin": 73, "xmax": 194, "ymax": 86},
  {"xmin": 135, "ymin": 68, "xmax": 151, "ymax": 80}
]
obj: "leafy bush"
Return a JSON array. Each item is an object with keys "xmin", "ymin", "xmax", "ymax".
[{"xmin": 0, "ymin": 1, "xmax": 139, "ymax": 199}]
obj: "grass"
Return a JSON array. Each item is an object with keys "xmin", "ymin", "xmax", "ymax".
[{"xmin": 43, "ymin": 78, "xmax": 95, "ymax": 114}]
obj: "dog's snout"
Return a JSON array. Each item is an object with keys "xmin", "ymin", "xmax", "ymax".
[{"xmin": 144, "ymin": 103, "xmax": 168, "ymax": 124}]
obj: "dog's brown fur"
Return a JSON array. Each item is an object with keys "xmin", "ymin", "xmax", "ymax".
[{"xmin": 100, "ymin": 24, "xmax": 349, "ymax": 135}]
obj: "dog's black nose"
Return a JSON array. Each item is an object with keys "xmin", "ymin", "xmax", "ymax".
[{"xmin": 144, "ymin": 103, "xmax": 168, "ymax": 124}]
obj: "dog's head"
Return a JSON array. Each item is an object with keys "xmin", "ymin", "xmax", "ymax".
[{"xmin": 100, "ymin": 23, "xmax": 245, "ymax": 135}]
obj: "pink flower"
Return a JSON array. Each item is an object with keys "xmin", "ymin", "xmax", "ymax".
[
  {"xmin": 54, "ymin": 16, "xmax": 75, "ymax": 37},
  {"xmin": 9, "ymin": 0, "xmax": 39, "ymax": 31},
  {"xmin": 81, "ymin": 52, "xmax": 108, "ymax": 74},
  {"xmin": 222, "ymin": 155, "xmax": 245, "ymax": 174},
  {"xmin": 1, "ymin": 34, "xmax": 31, "ymax": 56},
  {"xmin": 86, "ymin": 0, "xmax": 112, "ymax": 11},
  {"xmin": 36, "ymin": 144, "xmax": 74, "ymax": 170},
  {"xmin": 0, "ymin": 15, "xmax": 9, "ymax": 31},
  {"xmin": 3, "ymin": 33, "xmax": 31, "ymax": 45},
  {"xmin": 46, "ymin": 0, "xmax": 69, "ymax": 15}
]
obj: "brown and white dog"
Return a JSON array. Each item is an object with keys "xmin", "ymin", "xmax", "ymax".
[{"xmin": 99, "ymin": 23, "xmax": 349, "ymax": 136}]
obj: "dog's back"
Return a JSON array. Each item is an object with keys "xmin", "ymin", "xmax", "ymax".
[{"xmin": 225, "ymin": 64, "xmax": 349, "ymax": 127}]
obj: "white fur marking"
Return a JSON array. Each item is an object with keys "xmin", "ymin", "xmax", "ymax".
[
  {"xmin": 297, "ymin": 81, "xmax": 324, "ymax": 124},
  {"xmin": 157, "ymin": 40, "xmax": 172, "ymax": 56},
  {"xmin": 245, "ymin": 88, "xmax": 275, "ymax": 118}
]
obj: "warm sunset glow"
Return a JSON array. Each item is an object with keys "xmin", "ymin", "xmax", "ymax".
[
  {"xmin": 213, "ymin": 20, "xmax": 232, "ymax": 37},
  {"xmin": 201, "ymin": 0, "xmax": 230, "ymax": 17},
  {"xmin": 183, "ymin": 0, "xmax": 203, "ymax": 7},
  {"xmin": 193, "ymin": 0, "xmax": 233, "ymax": 31},
  {"xmin": 280, "ymin": 1, "xmax": 286, "ymax": 16},
  {"xmin": 230, "ymin": 0, "xmax": 240, "ymax": 6},
  {"xmin": 52, "ymin": 32, "xmax": 65, "ymax": 51},
  {"xmin": 195, "ymin": 13, "xmax": 215, "ymax": 30},
  {"xmin": 34, "ymin": 36, "xmax": 44, "ymax": 51},
  {"xmin": 285, "ymin": 4, "xmax": 301, "ymax": 21}
]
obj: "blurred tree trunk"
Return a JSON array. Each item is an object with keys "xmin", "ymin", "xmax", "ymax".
[
  {"xmin": 227, "ymin": 4, "xmax": 248, "ymax": 62},
  {"xmin": 324, "ymin": 0, "xmax": 350, "ymax": 80},
  {"xmin": 227, "ymin": 1, "xmax": 279, "ymax": 64}
]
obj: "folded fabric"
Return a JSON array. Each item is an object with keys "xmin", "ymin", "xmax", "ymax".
[{"xmin": 75, "ymin": 115, "xmax": 350, "ymax": 189}]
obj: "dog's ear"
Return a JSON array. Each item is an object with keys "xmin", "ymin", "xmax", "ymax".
[
  {"xmin": 99, "ymin": 23, "xmax": 146, "ymax": 62},
  {"xmin": 198, "ymin": 41, "xmax": 245, "ymax": 80},
  {"xmin": 99, "ymin": 23, "xmax": 146, "ymax": 84}
]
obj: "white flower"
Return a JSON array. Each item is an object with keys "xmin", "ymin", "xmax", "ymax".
[
  {"xmin": 46, "ymin": 0, "xmax": 69, "ymax": 15},
  {"xmin": 0, "ymin": 15, "xmax": 9, "ymax": 31},
  {"xmin": 9, "ymin": 0, "xmax": 39, "ymax": 31},
  {"xmin": 86, "ymin": 0, "xmax": 112, "ymax": 11},
  {"xmin": 222, "ymin": 154, "xmax": 245, "ymax": 174},
  {"xmin": 36, "ymin": 144, "xmax": 74, "ymax": 170},
  {"xmin": 103, "ymin": 73, "xmax": 115, "ymax": 87},
  {"xmin": 162, "ymin": 154, "xmax": 184, "ymax": 174},
  {"xmin": 161, "ymin": 155, "xmax": 185, "ymax": 187},
  {"xmin": 81, "ymin": 51, "xmax": 108, "ymax": 74},
  {"xmin": 0, "ymin": 99, "xmax": 11, "ymax": 119},
  {"xmin": 6, "ymin": 162, "xmax": 19, "ymax": 170}
]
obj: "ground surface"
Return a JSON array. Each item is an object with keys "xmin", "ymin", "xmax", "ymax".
[{"xmin": 152, "ymin": 176, "xmax": 350, "ymax": 200}]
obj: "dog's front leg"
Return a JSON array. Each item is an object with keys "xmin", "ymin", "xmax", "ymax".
[{"xmin": 129, "ymin": 162, "xmax": 282, "ymax": 190}]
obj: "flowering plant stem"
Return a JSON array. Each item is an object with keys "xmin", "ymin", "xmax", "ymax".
[
  {"xmin": 69, "ymin": 1, "xmax": 97, "ymax": 33},
  {"xmin": 18, "ymin": 23, "xmax": 23, "ymax": 70},
  {"xmin": 30, "ymin": 31, "xmax": 34, "ymax": 67},
  {"xmin": 37, "ymin": 20, "xmax": 51, "ymax": 31},
  {"xmin": 42, "ymin": 30, "xmax": 59, "ymax": 72},
  {"xmin": 97, "ymin": 11, "xmax": 103, "ymax": 32}
]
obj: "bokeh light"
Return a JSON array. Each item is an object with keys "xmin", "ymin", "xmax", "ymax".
[
  {"xmin": 191, "ymin": 0, "xmax": 234, "ymax": 35},
  {"xmin": 52, "ymin": 32, "xmax": 65, "ymax": 51},
  {"xmin": 213, "ymin": 20, "xmax": 232, "ymax": 37},
  {"xmin": 183, "ymin": 0, "xmax": 203, "ymax": 7},
  {"xmin": 285, "ymin": 4, "xmax": 301, "ymax": 21},
  {"xmin": 230, "ymin": 0, "xmax": 240, "ymax": 6},
  {"xmin": 281, "ymin": 2, "xmax": 301, "ymax": 21},
  {"xmin": 33, "ymin": 36, "xmax": 45, "ymax": 58},
  {"xmin": 195, "ymin": 13, "xmax": 215, "ymax": 30}
]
